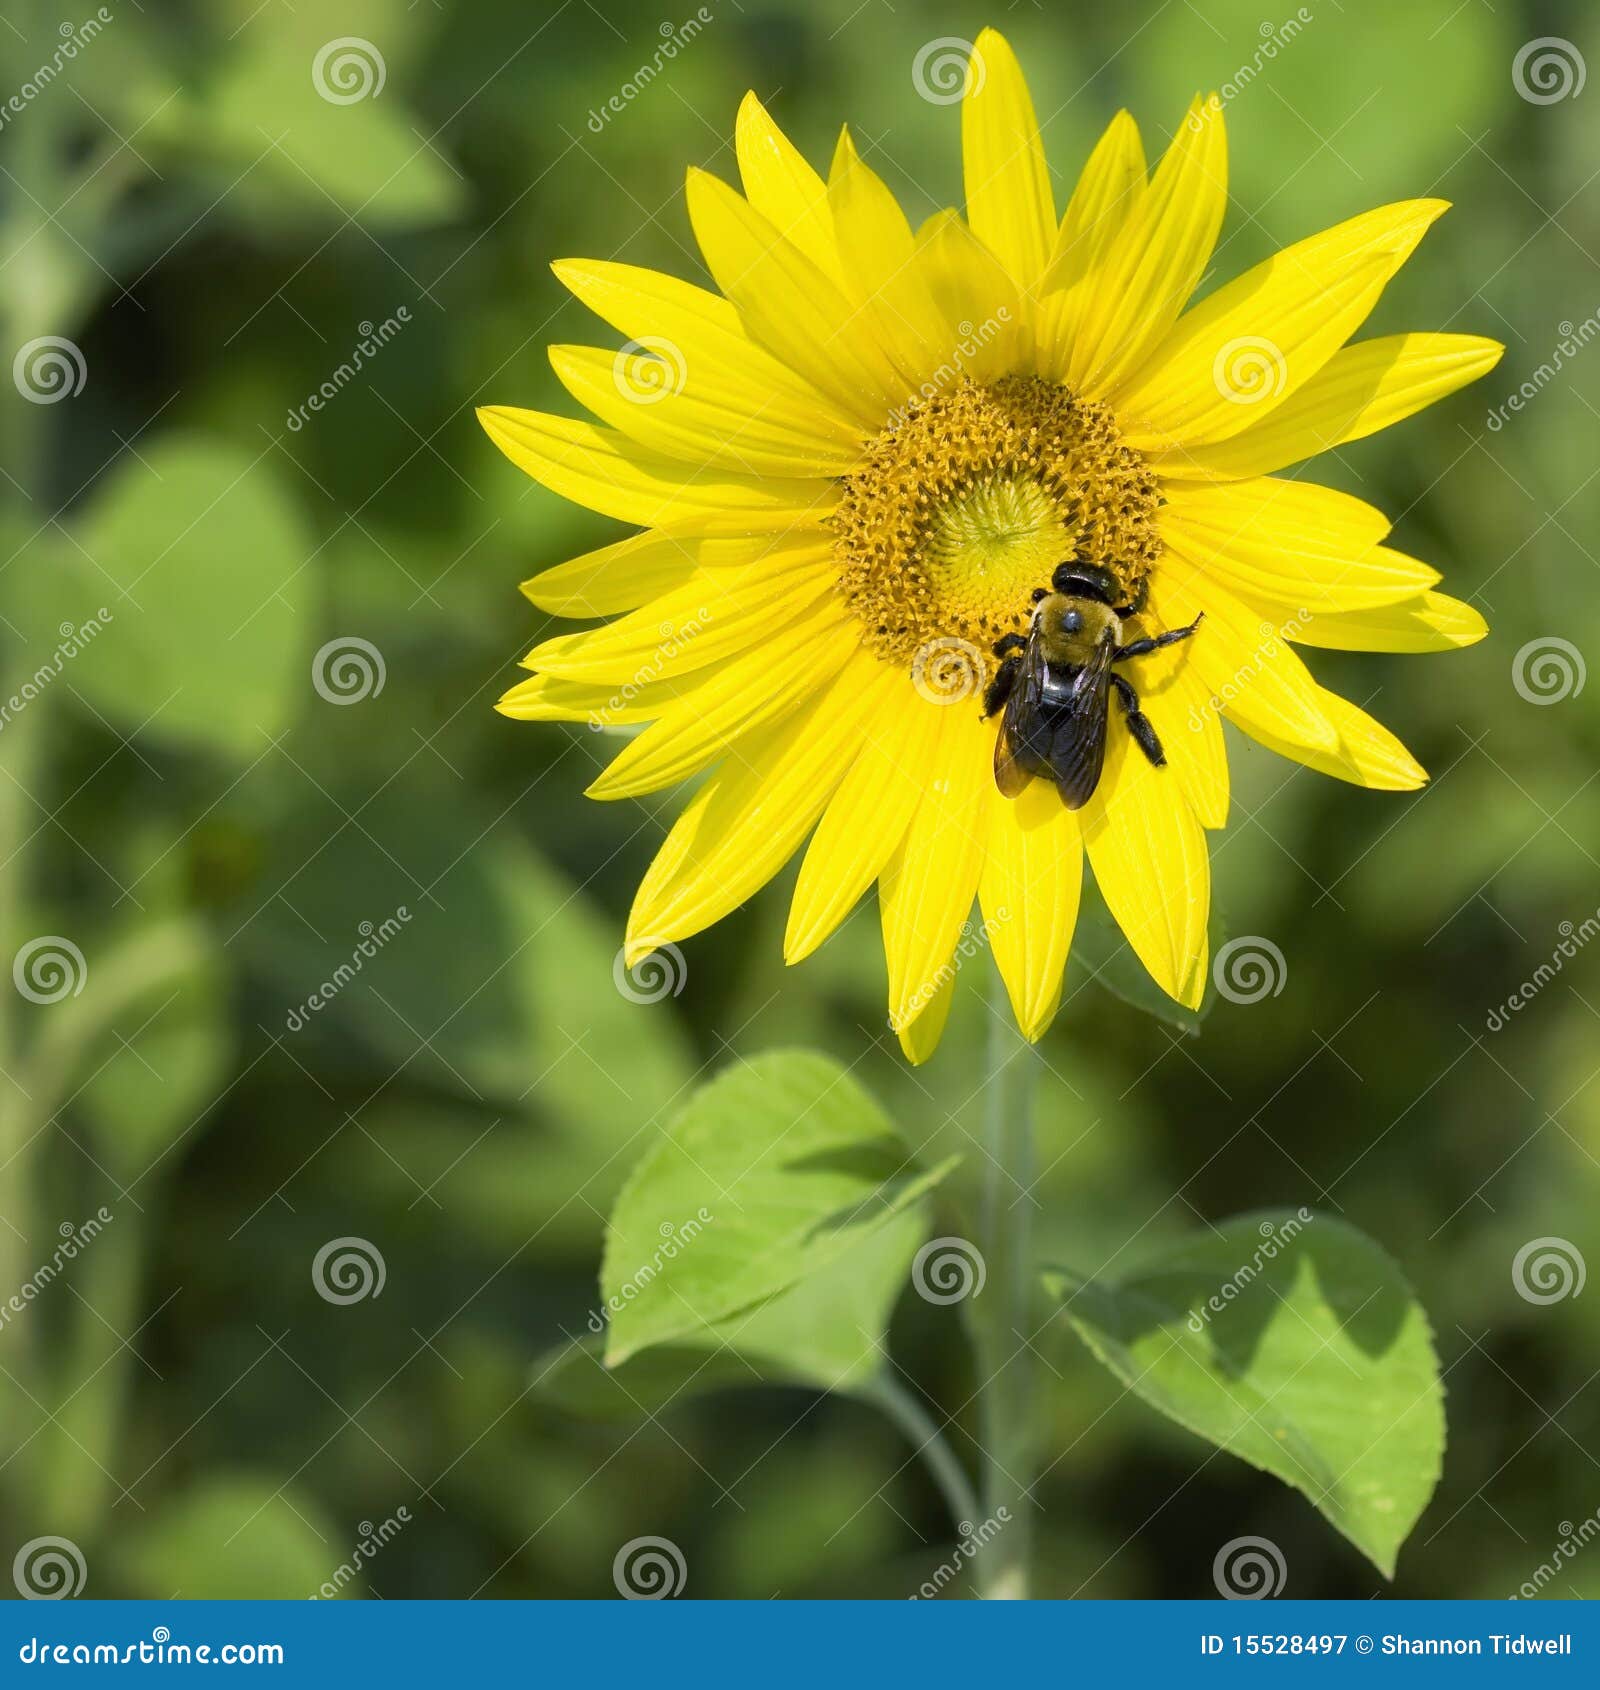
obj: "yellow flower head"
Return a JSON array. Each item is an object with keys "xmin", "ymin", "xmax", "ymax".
[{"xmin": 481, "ymin": 29, "xmax": 1502, "ymax": 1063}]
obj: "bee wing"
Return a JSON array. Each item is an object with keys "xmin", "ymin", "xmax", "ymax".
[
  {"xmin": 994, "ymin": 718, "xmax": 1036, "ymax": 797},
  {"xmin": 1049, "ymin": 641, "xmax": 1115, "ymax": 812},
  {"xmin": 994, "ymin": 628, "xmax": 1050, "ymax": 798}
]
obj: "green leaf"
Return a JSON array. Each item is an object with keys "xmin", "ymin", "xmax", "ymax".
[
  {"xmin": 540, "ymin": 1206, "xmax": 932, "ymax": 1413},
  {"xmin": 1047, "ymin": 1210, "xmax": 1444, "ymax": 1577},
  {"xmin": 1067, "ymin": 880, "xmax": 1215, "ymax": 1034},
  {"xmin": 717, "ymin": 1209, "xmax": 933, "ymax": 1387},
  {"xmin": 602, "ymin": 1051, "xmax": 958, "ymax": 1367},
  {"xmin": 64, "ymin": 436, "xmax": 311, "ymax": 759}
]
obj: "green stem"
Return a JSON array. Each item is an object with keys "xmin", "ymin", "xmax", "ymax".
[
  {"xmin": 0, "ymin": 0, "xmax": 109, "ymax": 1499},
  {"xmin": 38, "ymin": 1208, "xmax": 146, "ymax": 1534},
  {"xmin": 858, "ymin": 1372, "xmax": 980, "ymax": 1530},
  {"xmin": 3, "ymin": 920, "xmax": 203, "ymax": 1500},
  {"xmin": 0, "ymin": 0, "xmax": 75, "ymax": 1181},
  {"xmin": 2, "ymin": 0, "xmax": 77, "ymax": 504},
  {"xmin": 973, "ymin": 970, "xmax": 1038, "ymax": 1598}
]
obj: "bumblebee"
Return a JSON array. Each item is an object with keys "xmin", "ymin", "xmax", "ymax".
[{"xmin": 983, "ymin": 563, "xmax": 1203, "ymax": 809}]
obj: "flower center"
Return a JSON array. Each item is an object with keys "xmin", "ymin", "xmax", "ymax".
[{"xmin": 832, "ymin": 376, "xmax": 1161, "ymax": 675}]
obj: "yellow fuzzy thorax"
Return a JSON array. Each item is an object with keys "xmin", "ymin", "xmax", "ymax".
[{"xmin": 831, "ymin": 375, "xmax": 1161, "ymax": 673}]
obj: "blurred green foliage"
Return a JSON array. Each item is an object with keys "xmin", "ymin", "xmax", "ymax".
[{"xmin": 0, "ymin": 0, "xmax": 1596, "ymax": 1601}]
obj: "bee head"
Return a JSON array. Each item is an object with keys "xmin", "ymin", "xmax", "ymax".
[
  {"xmin": 1050, "ymin": 562, "xmax": 1117, "ymax": 605},
  {"xmin": 1036, "ymin": 594, "xmax": 1108, "ymax": 642}
]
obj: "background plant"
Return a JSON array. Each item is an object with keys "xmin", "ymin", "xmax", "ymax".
[{"xmin": 0, "ymin": 0, "xmax": 1594, "ymax": 1600}]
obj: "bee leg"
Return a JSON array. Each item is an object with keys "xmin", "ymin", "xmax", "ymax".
[
  {"xmin": 1111, "ymin": 673, "xmax": 1166, "ymax": 768},
  {"xmin": 992, "ymin": 632, "xmax": 1027, "ymax": 658},
  {"xmin": 1113, "ymin": 612, "xmax": 1204, "ymax": 662},
  {"xmin": 983, "ymin": 654, "xmax": 1022, "ymax": 718}
]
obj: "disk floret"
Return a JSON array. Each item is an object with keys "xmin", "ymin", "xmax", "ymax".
[{"xmin": 832, "ymin": 376, "xmax": 1161, "ymax": 673}]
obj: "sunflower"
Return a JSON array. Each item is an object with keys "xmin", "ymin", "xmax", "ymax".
[{"xmin": 481, "ymin": 28, "xmax": 1501, "ymax": 1063}]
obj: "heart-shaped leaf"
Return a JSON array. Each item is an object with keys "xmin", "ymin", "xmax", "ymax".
[
  {"xmin": 1048, "ymin": 1210, "xmax": 1443, "ymax": 1577},
  {"xmin": 602, "ymin": 1051, "xmax": 957, "ymax": 1366}
]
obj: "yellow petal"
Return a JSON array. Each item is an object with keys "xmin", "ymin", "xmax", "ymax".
[
  {"xmin": 879, "ymin": 706, "xmax": 991, "ymax": 1033},
  {"xmin": 685, "ymin": 168, "xmax": 904, "ymax": 426},
  {"xmin": 1042, "ymin": 111, "xmax": 1148, "ymax": 295},
  {"xmin": 1114, "ymin": 201, "xmax": 1450, "ymax": 448},
  {"xmin": 551, "ymin": 257, "xmax": 864, "ymax": 450},
  {"xmin": 1082, "ymin": 717, "xmax": 1210, "ymax": 1009},
  {"xmin": 894, "ymin": 965, "xmax": 957, "ymax": 1066},
  {"xmin": 1127, "ymin": 620, "xmax": 1230, "ymax": 829},
  {"xmin": 586, "ymin": 613, "xmax": 857, "ymax": 799},
  {"xmin": 786, "ymin": 682, "xmax": 943, "ymax": 963},
  {"xmin": 1067, "ymin": 96, "xmax": 1227, "ymax": 398},
  {"xmin": 625, "ymin": 652, "xmax": 889, "ymax": 960},
  {"xmin": 979, "ymin": 779, "xmax": 1084, "ymax": 1041},
  {"xmin": 520, "ymin": 529, "xmax": 700, "ymax": 617},
  {"xmin": 827, "ymin": 131, "xmax": 956, "ymax": 387},
  {"xmin": 1161, "ymin": 478, "xmax": 1438, "ymax": 615},
  {"xmin": 913, "ymin": 211, "xmax": 1029, "ymax": 378},
  {"xmin": 497, "ymin": 672, "xmax": 661, "ymax": 724},
  {"xmin": 527, "ymin": 544, "xmax": 836, "ymax": 682},
  {"xmin": 548, "ymin": 344, "xmax": 858, "ymax": 478},
  {"xmin": 962, "ymin": 30, "xmax": 1055, "ymax": 314},
  {"xmin": 1037, "ymin": 110, "xmax": 1147, "ymax": 379},
  {"xmin": 1233, "ymin": 685, "xmax": 1428, "ymax": 790},
  {"xmin": 734, "ymin": 91, "xmax": 845, "ymax": 287},
  {"xmin": 477, "ymin": 405, "xmax": 832, "ymax": 531},
  {"xmin": 1149, "ymin": 567, "xmax": 1338, "ymax": 754},
  {"xmin": 523, "ymin": 531, "xmax": 822, "ymax": 618},
  {"xmin": 1155, "ymin": 333, "xmax": 1504, "ymax": 480},
  {"xmin": 1290, "ymin": 581, "xmax": 1489, "ymax": 653}
]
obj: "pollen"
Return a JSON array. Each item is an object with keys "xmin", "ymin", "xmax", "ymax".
[{"xmin": 832, "ymin": 376, "xmax": 1161, "ymax": 672}]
